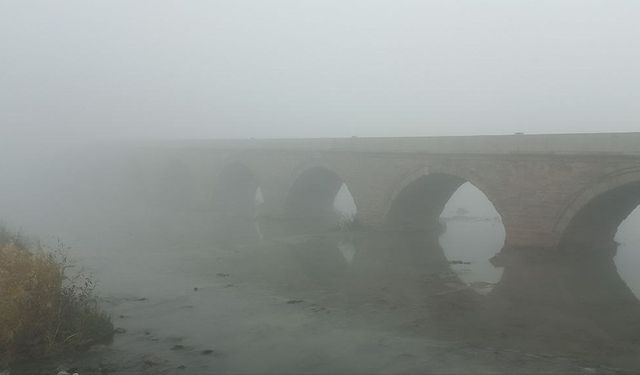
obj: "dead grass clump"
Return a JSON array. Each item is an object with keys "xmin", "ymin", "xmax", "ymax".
[{"xmin": 0, "ymin": 229, "xmax": 113, "ymax": 363}]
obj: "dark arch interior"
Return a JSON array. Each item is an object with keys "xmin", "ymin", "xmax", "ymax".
[
  {"xmin": 538, "ymin": 181, "xmax": 640, "ymax": 334},
  {"xmin": 388, "ymin": 173, "xmax": 466, "ymax": 231},
  {"xmin": 560, "ymin": 181, "xmax": 640, "ymax": 254},
  {"xmin": 215, "ymin": 163, "xmax": 259, "ymax": 219},
  {"xmin": 284, "ymin": 167, "xmax": 348, "ymax": 232},
  {"xmin": 387, "ymin": 174, "xmax": 505, "ymax": 294}
]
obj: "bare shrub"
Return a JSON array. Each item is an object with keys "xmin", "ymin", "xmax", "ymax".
[{"xmin": 0, "ymin": 228, "xmax": 113, "ymax": 363}]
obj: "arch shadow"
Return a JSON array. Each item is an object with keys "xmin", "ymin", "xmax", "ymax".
[
  {"xmin": 283, "ymin": 165, "xmax": 357, "ymax": 235},
  {"xmin": 555, "ymin": 168, "xmax": 640, "ymax": 253},
  {"xmin": 385, "ymin": 168, "xmax": 504, "ymax": 233},
  {"xmin": 490, "ymin": 169, "xmax": 640, "ymax": 344},
  {"xmin": 382, "ymin": 168, "xmax": 506, "ymax": 296}
]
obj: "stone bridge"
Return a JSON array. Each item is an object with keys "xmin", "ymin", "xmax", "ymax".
[{"xmin": 134, "ymin": 132, "xmax": 640, "ymax": 255}]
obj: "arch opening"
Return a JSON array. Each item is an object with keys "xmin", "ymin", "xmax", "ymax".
[
  {"xmin": 615, "ymin": 206, "xmax": 640, "ymax": 300},
  {"xmin": 439, "ymin": 182, "xmax": 506, "ymax": 294},
  {"xmin": 388, "ymin": 174, "xmax": 505, "ymax": 294},
  {"xmin": 387, "ymin": 173, "xmax": 467, "ymax": 231},
  {"xmin": 560, "ymin": 180, "xmax": 640, "ymax": 300},
  {"xmin": 560, "ymin": 181, "xmax": 640, "ymax": 254},
  {"xmin": 284, "ymin": 167, "xmax": 357, "ymax": 234}
]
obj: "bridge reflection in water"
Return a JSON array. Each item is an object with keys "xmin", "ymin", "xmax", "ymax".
[{"xmin": 216, "ymin": 203, "xmax": 640, "ymax": 360}]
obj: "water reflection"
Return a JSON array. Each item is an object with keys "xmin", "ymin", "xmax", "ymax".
[
  {"xmin": 439, "ymin": 182, "xmax": 506, "ymax": 294},
  {"xmin": 266, "ymin": 224, "xmax": 473, "ymax": 306},
  {"xmin": 337, "ymin": 239, "xmax": 356, "ymax": 264},
  {"xmin": 614, "ymin": 205, "xmax": 640, "ymax": 300},
  {"xmin": 259, "ymin": 211, "xmax": 640, "ymax": 351},
  {"xmin": 491, "ymin": 244, "xmax": 640, "ymax": 346},
  {"xmin": 439, "ymin": 217, "xmax": 504, "ymax": 294},
  {"xmin": 5, "ymin": 196, "xmax": 640, "ymax": 369}
]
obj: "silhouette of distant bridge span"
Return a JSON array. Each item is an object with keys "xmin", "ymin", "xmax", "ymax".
[{"xmin": 138, "ymin": 132, "xmax": 640, "ymax": 255}]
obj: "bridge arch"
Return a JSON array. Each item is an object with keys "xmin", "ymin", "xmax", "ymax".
[
  {"xmin": 555, "ymin": 168, "xmax": 640, "ymax": 253},
  {"xmin": 284, "ymin": 164, "xmax": 357, "ymax": 233},
  {"xmin": 384, "ymin": 166, "xmax": 503, "ymax": 231},
  {"xmin": 383, "ymin": 166, "xmax": 506, "ymax": 294}
]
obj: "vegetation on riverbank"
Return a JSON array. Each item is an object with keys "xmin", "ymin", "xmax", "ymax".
[{"xmin": 0, "ymin": 227, "xmax": 113, "ymax": 363}]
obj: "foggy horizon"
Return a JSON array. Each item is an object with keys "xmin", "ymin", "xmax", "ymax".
[{"xmin": 2, "ymin": 0, "xmax": 639, "ymax": 142}]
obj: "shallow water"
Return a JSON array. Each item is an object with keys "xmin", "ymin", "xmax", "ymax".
[
  {"xmin": 440, "ymin": 217, "xmax": 505, "ymax": 294},
  {"xmin": 5, "ymin": 204, "xmax": 639, "ymax": 373},
  {"xmin": 2, "ymin": 166, "xmax": 640, "ymax": 373}
]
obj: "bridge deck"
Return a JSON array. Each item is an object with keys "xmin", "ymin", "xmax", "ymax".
[{"xmin": 163, "ymin": 132, "xmax": 640, "ymax": 156}]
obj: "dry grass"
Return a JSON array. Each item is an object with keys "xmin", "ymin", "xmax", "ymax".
[{"xmin": 0, "ymin": 227, "xmax": 113, "ymax": 363}]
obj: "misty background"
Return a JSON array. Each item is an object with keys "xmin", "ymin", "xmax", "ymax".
[
  {"xmin": 1, "ymin": 0, "xmax": 639, "ymax": 143},
  {"xmin": 2, "ymin": 2, "xmax": 640, "ymax": 372}
]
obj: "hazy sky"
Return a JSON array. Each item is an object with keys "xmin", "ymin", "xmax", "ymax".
[{"xmin": 1, "ymin": 0, "xmax": 639, "ymax": 140}]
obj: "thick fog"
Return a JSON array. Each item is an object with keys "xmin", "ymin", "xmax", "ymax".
[
  {"xmin": 2, "ymin": 0, "xmax": 639, "ymax": 142},
  {"xmin": 2, "ymin": 2, "xmax": 640, "ymax": 374}
]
